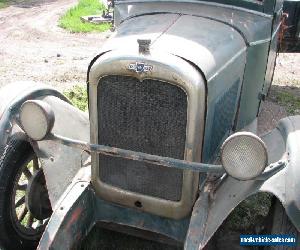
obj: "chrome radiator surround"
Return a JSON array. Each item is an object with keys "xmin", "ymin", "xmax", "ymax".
[{"xmin": 89, "ymin": 50, "xmax": 206, "ymax": 219}]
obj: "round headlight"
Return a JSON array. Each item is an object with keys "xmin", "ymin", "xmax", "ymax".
[
  {"xmin": 19, "ymin": 100, "xmax": 55, "ymax": 141},
  {"xmin": 221, "ymin": 132, "xmax": 268, "ymax": 180}
]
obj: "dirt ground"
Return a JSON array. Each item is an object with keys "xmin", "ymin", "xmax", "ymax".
[
  {"xmin": 0, "ymin": 0, "xmax": 299, "ymax": 96},
  {"xmin": 0, "ymin": 1, "xmax": 299, "ymax": 249},
  {"xmin": 258, "ymin": 53, "xmax": 300, "ymax": 134},
  {"xmin": 0, "ymin": 0, "xmax": 110, "ymax": 91}
]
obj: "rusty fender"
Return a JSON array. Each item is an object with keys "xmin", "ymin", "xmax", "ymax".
[
  {"xmin": 0, "ymin": 81, "xmax": 90, "ymax": 210},
  {"xmin": 32, "ymin": 95, "xmax": 90, "ymax": 210},
  {"xmin": 185, "ymin": 116, "xmax": 300, "ymax": 249}
]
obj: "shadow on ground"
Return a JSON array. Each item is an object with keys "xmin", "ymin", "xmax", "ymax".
[{"xmin": 80, "ymin": 226, "xmax": 181, "ymax": 250}]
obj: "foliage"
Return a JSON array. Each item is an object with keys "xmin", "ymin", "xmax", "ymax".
[
  {"xmin": 224, "ymin": 193, "xmax": 273, "ymax": 231},
  {"xmin": 0, "ymin": 0, "xmax": 8, "ymax": 8},
  {"xmin": 59, "ymin": 0, "xmax": 111, "ymax": 33},
  {"xmin": 63, "ymin": 85, "xmax": 88, "ymax": 112},
  {"xmin": 274, "ymin": 90, "xmax": 300, "ymax": 115}
]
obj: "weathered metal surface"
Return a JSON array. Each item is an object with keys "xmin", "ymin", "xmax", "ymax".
[
  {"xmin": 263, "ymin": 3, "xmax": 282, "ymax": 94},
  {"xmin": 38, "ymin": 169, "xmax": 190, "ymax": 248},
  {"xmin": 38, "ymin": 181, "xmax": 95, "ymax": 250},
  {"xmin": 262, "ymin": 126, "xmax": 286, "ymax": 163},
  {"xmin": 48, "ymin": 132, "xmax": 286, "ymax": 181},
  {"xmin": 101, "ymin": 14, "xmax": 246, "ymax": 80},
  {"xmin": 90, "ymin": 2, "xmax": 278, "ymax": 161},
  {"xmin": 0, "ymin": 82, "xmax": 89, "ymax": 209},
  {"xmin": 202, "ymin": 49, "xmax": 246, "ymax": 162},
  {"xmin": 114, "ymin": 0, "xmax": 273, "ymax": 44},
  {"xmin": 0, "ymin": 81, "xmax": 68, "ymax": 156},
  {"xmin": 95, "ymin": 195, "xmax": 190, "ymax": 243},
  {"xmin": 34, "ymin": 96, "xmax": 90, "ymax": 208},
  {"xmin": 94, "ymin": 0, "xmax": 286, "ymax": 159},
  {"xmin": 31, "ymin": 110, "xmax": 299, "ymax": 249},
  {"xmin": 2, "ymin": 2, "xmax": 298, "ymax": 249},
  {"xmin": 236, "ymin": 43, "xmax": 271, "ymax": 130},
  {"xmin": 97, "ymin": 76, "xmax": 186, "ymax": 202},
  {"xmin": 38, "ymin": 117, "xmax": 296, "ymax": 249},
  {"xmin": 184, "ymin": 191, "xmax": 209, "ymax": 250},
  {"xmin": 89, "ymin": 51, "xmax": 205, "ymax": 219},
  {"xmin": 117, "ymin": 0, "xmax": 269, "ymax": 13},
  {"xmin": 268, "ymin": 116, "xmax": 300, "ymax": 229},
  {"xmin": 182, "ymin": 116, "xmax": 300, "ymax": 249},
  {"xmin": 39, "ymin": 121, "xmax": 294, "ymax": 249},
  {"xmin": 47, "ymin": 133, "xmax": 225, "ymax": 173},
  {"xmin": 237, "ymin": 1, "xmax": 283, "ymax": 129}
]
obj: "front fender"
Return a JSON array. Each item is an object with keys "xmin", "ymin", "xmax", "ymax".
[
  {"xmin": 186, "ymin": 116, "xmax": 300, "ymax": 249},
  {"xmin": 0, "ymin": 82, "xmax": 90, "ymax": 209},
  {"xmin": 0, "ymin": 82, "xmax": 68, "ymax": 155},
  {"xmin": 262, "ymin": 116, "xmax": 300, "ymax": 228},
  {"xmin": 33, "ymin": 95, "xmax": 90, "ymax": 209}
]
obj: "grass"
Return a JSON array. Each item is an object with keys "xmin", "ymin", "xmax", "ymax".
[
  {"xmin": 59, "ymin": 0, "xmax": 111, "ymax": 33},
  {"xmin": 64, "ymin": 85, "xmax": 88, "ymax": 112},
  {"xmin": 272, "ymin": 90, "xmax": 300, "ymax": 115},
  {"xmin": 225, "ymin": 193, "xmax": 273, "ymax": 231},
  {"xmin": 0, "ymin": 0, "xmax": 8, "ymax": 8}
]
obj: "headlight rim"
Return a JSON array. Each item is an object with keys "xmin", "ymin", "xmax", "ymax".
[
  {"xmin": 220, "ymin": 131, "xmax": 268, "ymax": 181},
  {"xmin": 19, "ymin": 100, "xmax": 55, "ymax": 141}
]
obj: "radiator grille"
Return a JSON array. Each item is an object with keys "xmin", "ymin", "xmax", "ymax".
[{"xmin": 97, "ymin": 76, "xmax": 187, "ymax": 201}]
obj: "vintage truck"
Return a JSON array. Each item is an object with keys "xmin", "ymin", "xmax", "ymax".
[{"xmin": 0, "ymin": 0, "xmax": 299, "ymax": 249}]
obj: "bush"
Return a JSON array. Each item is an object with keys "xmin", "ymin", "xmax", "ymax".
[{"xmin": 64, "ymin": 85, "xmax": 88, "ymax": 112}]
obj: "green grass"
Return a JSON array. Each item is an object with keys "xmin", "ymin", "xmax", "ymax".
[
  {"xmin": 274, "ymin": 91, "xmax": 300, "ymax": 115},
  {"xmin": 64, "ymin": 85, "xmax": 88, "ymax": 111},
  {"xmin": 59, "ymin": 0, "xmax": 111, "ymax": 33},
  {"xmin": 0, "ymin": 0, "xmax": 8, "ymax": 8}
]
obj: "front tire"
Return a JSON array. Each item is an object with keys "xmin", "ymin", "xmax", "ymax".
[{"xmin": 0, "ymin": 135, "xmax": 51, "ymax": 250}]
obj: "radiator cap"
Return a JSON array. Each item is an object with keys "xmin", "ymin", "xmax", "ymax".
[{"xmin": 137, "ymin": 39, "xmax": 151, "ymax": 54}]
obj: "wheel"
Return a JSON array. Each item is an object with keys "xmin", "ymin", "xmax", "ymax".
[
  {"xmin": 0, "ymin": 134, "xmax": 52, "ymax": 250},
  {"xmin": 267, "ymin": 200, "xmax": 300, "ymax": 250}
]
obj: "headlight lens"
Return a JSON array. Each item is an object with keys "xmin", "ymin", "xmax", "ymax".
[
  {"xmin": 19, "ymin": 100, "xmax": 55, "ymax": 141},
  {"xmin": 221, "ymin": 132, "xmax": 268, "ymax": 180}
]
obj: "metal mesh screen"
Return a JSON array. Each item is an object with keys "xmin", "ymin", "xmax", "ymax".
[{"xmin": 97, "ymin": 76, "xmax": 187, "ymax": 201}]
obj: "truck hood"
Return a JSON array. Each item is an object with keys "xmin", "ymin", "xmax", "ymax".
[{"xmin": 100, "ymin": 13, "xmax": 246, "ymax": 80}]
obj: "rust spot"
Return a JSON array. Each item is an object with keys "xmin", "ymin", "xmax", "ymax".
[{"xmin": 66, "ymin": 207, "xmax": 83, "ymax": 230}]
